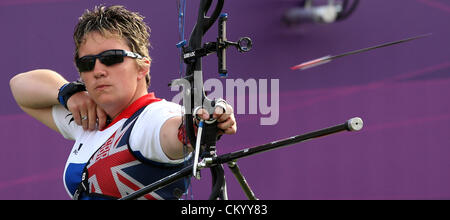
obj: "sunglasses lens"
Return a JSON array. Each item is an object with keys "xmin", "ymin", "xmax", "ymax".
[
  {"xmin": 76, "ymin": 50, "xmax": 134, "ymax": 72},
  {"xmin": 76, "ymin": 57, "xmax": 95, "ymax": 72},
  {"xmin": 100, "ymin": 54, "xmax": 124, "ymax": 66}
]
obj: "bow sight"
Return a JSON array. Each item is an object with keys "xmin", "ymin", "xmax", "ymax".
[{"xmin": 180, "ymin": 13, "xmax": 253, "ymax": 77}]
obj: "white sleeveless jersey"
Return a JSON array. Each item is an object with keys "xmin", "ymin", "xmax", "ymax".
[{"xmin": 52, "ymin": 94, "xmax": 189, "ymax": 199}]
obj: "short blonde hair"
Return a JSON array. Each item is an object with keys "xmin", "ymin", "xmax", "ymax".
[{"xmin": 73, "ymin": 5, "xmax": 151, "ymax": 86}]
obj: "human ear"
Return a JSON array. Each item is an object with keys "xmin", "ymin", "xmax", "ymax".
[{"xmin": 137, "ymin": 57, "xmax": 151, "ymax": 80}]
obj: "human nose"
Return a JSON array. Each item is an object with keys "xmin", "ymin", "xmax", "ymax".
[{"xmin": 93, "ymin": 58, "xmax": 107, "ymax": 79}]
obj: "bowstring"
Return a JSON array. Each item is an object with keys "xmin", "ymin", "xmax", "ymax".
[
  {"xmin": 178, "ymin": 0, "xmax": 186, "ymax": 74},
  {"xmin": 177, "ymin": 0, "xmax": 193, "ymax": 201}
]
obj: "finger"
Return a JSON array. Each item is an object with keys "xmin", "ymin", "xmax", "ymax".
[
  {"xmin": 67, "ymin": 102, "xmax": 82, "ymax": 126},
  {"xmin": 218, "ymin": 121, "xmax": 237, "ymax": 134},
  {"xmin": 80, "ymin": 110, "xmax": 88, "ymax": 131},
  {"xmin": 217, "ymin": 108, "xmax": 234, "ymax": 123},
  {"xmin": 71, "ymin": 108, "xmax": 82, "ymax": 126},
  {"xmin": 88, "ymin": 104, "xmax": 97, "ymax": 131},
  {"xmin": 96, "ymin": 106, "xmax": 108, "ymax": 130},
  {"xmin": 216, "ymin": 104, "xmax": 234, "ymax": 122},
  {"xmin": 213, "ymin": 106, "xmax": 225, "ymax": 120},
  {"xmin": 217, "ymin": 117, "xmax": 235, "ymax": 131},
  {"xmin": 66, "ymin": 93, "xmax": 83, "ymax": 126},
  {"xmin": 217, "ymin": 112, "xmax": 230, "ymax": 123},
  {"xmin": 220, "ymin": 114, "xmax": 237, "ymax": 135},
  {"xmin": 196, "ymin": 108, "xmax": 210, "ymax": 121},
  {"xmin": 225, "ymin": 104, "xmax": 233, "ymax": 115},
  {"xmin": 222, "ymin": 126, "xmax": 237, "ymax": 135}
]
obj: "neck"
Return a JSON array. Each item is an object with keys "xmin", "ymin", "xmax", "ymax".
[{"xmin": 104, "ymin": 88, "xmax": 148, "ymax": 121}]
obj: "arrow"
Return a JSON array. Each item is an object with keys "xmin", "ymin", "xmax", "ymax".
[{"xmin": 291, "ymin": 33, "xmax": 432, "ymax": 71}]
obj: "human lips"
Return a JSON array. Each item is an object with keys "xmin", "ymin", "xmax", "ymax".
[{"xmin": 95, "ymin": 84, "xmax": 111, "ymax": 90}]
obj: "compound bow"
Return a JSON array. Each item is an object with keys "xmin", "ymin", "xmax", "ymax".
[{"xmin": 120, "ymin": 0, "xmax": 362, "ymax": 200}]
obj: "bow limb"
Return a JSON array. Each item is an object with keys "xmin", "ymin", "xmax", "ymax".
[{"xmin": 185, "ymin": 0, "xmax": 224, "ymax": 148}]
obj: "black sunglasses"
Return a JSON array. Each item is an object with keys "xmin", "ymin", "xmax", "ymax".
[{"xmin": 76, "ymin": 49, "xmax": 143, "ymax": 72}]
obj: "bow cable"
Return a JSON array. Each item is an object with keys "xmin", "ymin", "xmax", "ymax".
[{"xmin": 177, "ymin": 0, "xmax": 193, "ymax": 200}]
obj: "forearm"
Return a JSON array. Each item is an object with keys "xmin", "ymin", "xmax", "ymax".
[{"xmin": 10, "ymin": 69, "xmax": 68, "ymax": 109}]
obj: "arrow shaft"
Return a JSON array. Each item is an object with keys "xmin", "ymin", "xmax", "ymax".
[
  {"xmin": 291, "ymin": 33, "xmax": 432, "ymax": 71},
  {"xmin": 330, "ymin": 33, "xmax": 432, "ymax": 60}
]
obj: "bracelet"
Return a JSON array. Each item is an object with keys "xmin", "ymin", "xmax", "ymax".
[{"xmin": 57, "ymin": 81, "xmax": 86, "ymax": 110}]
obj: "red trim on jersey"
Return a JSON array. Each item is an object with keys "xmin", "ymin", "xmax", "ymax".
[{"xmin": 100, "ymin": 93, "xmax": 162, "ymax": 131}]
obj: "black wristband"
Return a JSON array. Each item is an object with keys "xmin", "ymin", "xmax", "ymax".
[{"xmin": 57, "ymin": 81, "xmax": 86, "ymax": 110}]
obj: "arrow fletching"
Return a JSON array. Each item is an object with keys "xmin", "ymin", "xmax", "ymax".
[{"xmin": 290, "ymin": 55, "xmax": 332, "ymax": 70}]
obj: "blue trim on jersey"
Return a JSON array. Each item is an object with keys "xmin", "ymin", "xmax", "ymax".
[{"xmin": 65, "ymin": 163, "xmax": 87, "ymax": 196}]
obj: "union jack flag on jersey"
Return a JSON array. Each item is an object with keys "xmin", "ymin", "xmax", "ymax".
[{"xmin": 82, "ymin": 109, "xmax": 189, "ymax": 200}]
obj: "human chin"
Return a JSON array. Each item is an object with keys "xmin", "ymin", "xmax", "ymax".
[{"xmin": 93, "ymin": 92, "xmax": 116, "ymax": 107}]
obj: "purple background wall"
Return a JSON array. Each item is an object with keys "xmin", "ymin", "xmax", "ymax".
[{"xmin": 1, "ymin": 0, "xmax": 449, "ymax": 200}]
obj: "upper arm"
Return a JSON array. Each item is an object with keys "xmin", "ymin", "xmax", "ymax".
[
  {"xmin": 159, "ymin": 116, "xmax": 191, "ymax": 160},
  {"xmin": 129, "ymin": 102, "xmax": 188, "ymax": 163},
  {"xmin": 10, "ymin": 69, "xmax": 66, "ymax": 133},
  {"xmin": 10, "ymin": 69, "xmax": 80, "ymax": 139}
]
